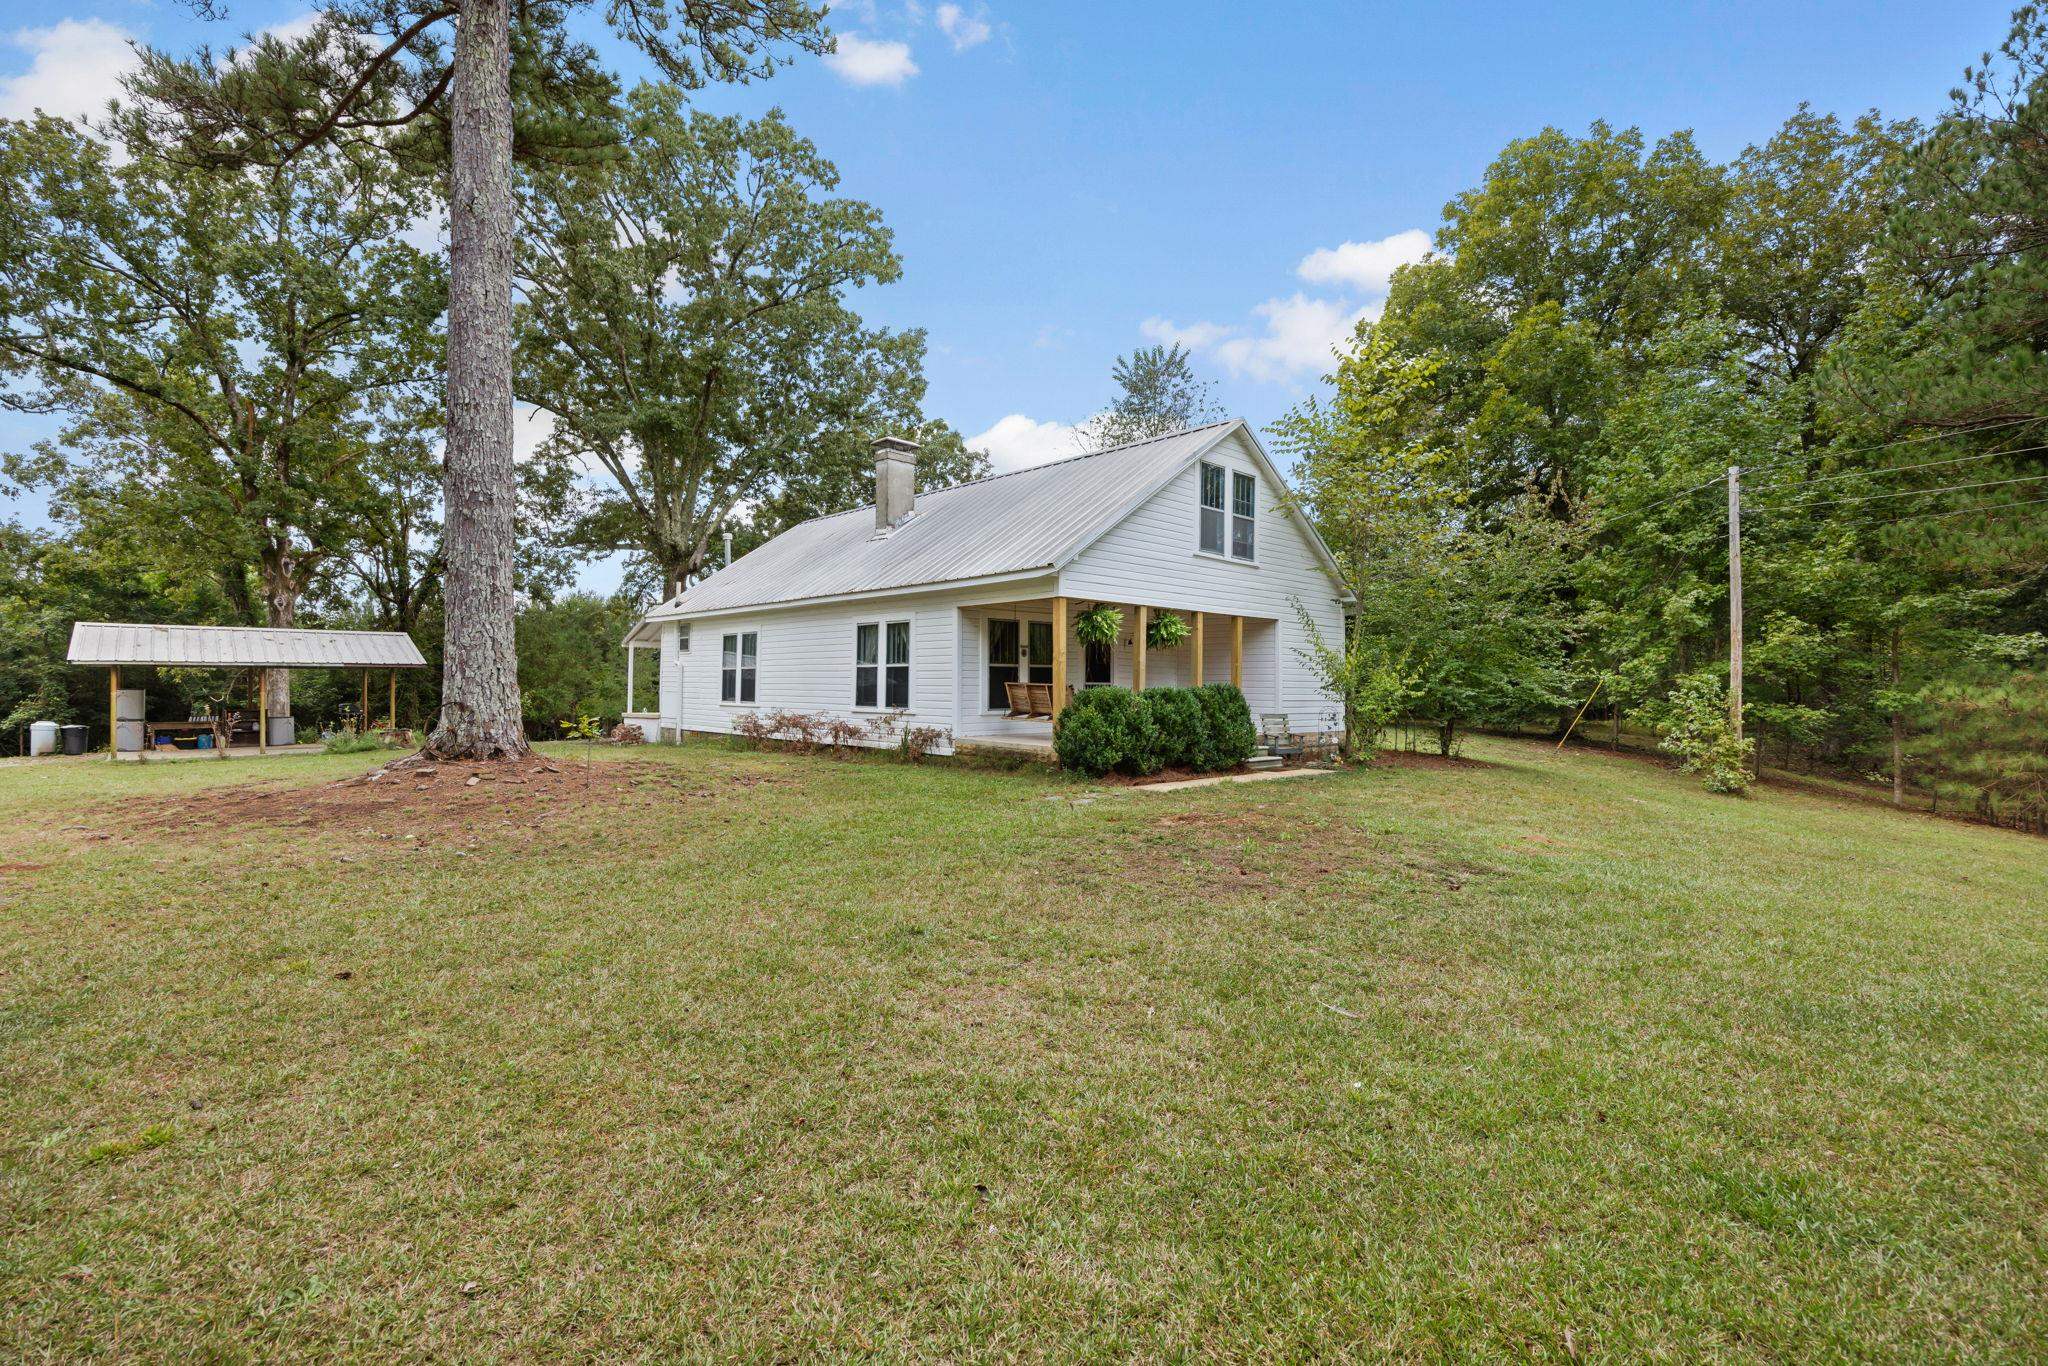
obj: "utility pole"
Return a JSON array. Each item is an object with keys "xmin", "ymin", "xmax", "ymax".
[{"xmin": 1727, "ymin": 465, "xmax": 1744, "ymax": 742}]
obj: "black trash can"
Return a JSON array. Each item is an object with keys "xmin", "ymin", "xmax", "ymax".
[{"xmin": 60, "ymin": 724, "xmax": 88, "ymax": 755}]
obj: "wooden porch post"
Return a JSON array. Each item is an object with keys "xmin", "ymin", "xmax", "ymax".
[
  {"xmin": 108, "ymin": 666, "xmax": 118, "ymax": 761},
  {"xmin": 1134, "ymin": 605, "xmax": 1148, "ymax": 691},
  {"xmin": 1231, "ymin": 616, "xmax": 1243, "ymax": 689},
  {"xmin": 258, "ymin": 668, "xmax": 269, "ymax": 756},
  {"xmin": 389, "ymin": 670, "xmax": 398, "ymax": 729},
  {"xmin": 359, "ymin": 670, "xmax": 371, "ymax": 734},
  {"xmin": 1191, "ymin": 611, "xmax": 1205, "ymax": 687},
  {"xmin": 1050, "ymin": 596, "xmax": 1069, "ymax": 720}
]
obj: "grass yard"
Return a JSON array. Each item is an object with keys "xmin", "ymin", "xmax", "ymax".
[{"xmin": 1, "ymin": 737, "xmax": 2043, "ymax": 1360}]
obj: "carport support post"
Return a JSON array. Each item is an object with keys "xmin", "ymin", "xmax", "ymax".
[
  {"xmin": 360, "ymin": 670, "xmax": 371, "ymax": 734},
  {"xmin": 1192, "ymin": 612, "xmax": 1205, "ymax": 686},
  {"xmin": 108, "ymin": 666, "xmax": 118, "ymax": 761},
  {"xmin": 1231, "ymin": 616, "xmax": 1243, "ymax": 689},
  {"xmin": 1134, "ymin": 606, "xmax": 1148, "ymax": 691},
  {"xmin": 258, "ymin": 669, "xmax": 268, "ymax": 756},
  {"xmin": 1050, "ymin": 596, "xmax": 1069, "ymax": 722},
  {"xmin": 389, "ymin": 670, "xmax": 398, "ymax": 730}
]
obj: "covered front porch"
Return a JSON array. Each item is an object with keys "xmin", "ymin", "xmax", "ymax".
[{"xmin": 954, "ymin": 596, "xmax": 1278, "ymax": 749}]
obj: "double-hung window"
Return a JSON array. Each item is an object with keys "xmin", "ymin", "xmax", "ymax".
[
  {"xmin": 1199, "ymin": 462, "xmax": 1227, "ymax": 554},
  {"xmin": 854, "ymin": 624, "xmax": 880, "ymax": 708},
  {"xmin": 720, "ymin": 631, "xmax": 757, "ymax": 703},
  {"xmin": 1230, "ymin": 471, "xmax": 1256, "ymax": 560},
  {"xmin": 855, "ymin": 621, "xmax": 911, "ymax": 708}
]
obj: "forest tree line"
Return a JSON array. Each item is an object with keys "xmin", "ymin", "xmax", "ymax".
[
  {"xmin": 2, "ymin": 1, "xmax": 2045, "ymax": 826},
  {"xmin": 1276, "ymin": 7, "xmax": 2048, "ymax": 829}
]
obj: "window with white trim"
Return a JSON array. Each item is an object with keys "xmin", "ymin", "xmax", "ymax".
[
  {"xmin": 1198, "ymin": 461, "xmax": 1226, "ymax": 554},
  {"xmin": 1231, "ymin": 470, "xmax": 1256, "ymax": 560},
  {"xmin": 721, "ymin": 631, "xmax": 756, "ymax": 703},
  {"xmin": 677, "ymin": 624, "xmax": 690, "ymax": 652},
  {"xmin": 854, "ymin": 620, "xmax": 910, "ymax": 708}
]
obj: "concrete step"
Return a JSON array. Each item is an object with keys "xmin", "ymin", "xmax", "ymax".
[{"xmin": 1243, "ymin": 753, "xmax": 1284, "ymax": 771}]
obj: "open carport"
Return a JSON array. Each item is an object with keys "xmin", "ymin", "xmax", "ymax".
[{"xmin": 65, "ymin": 622, "xmax": 428, "ymax": 759}]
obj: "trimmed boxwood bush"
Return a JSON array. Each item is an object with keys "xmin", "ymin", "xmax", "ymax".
[
  {"xmin": 1054, "ymin": 683, "xmax": 1257, "ymax": 777},
  {"xmin": 1193, "ymin": 683, "xmax": 1259, "ymax": 771},
  {"xmin": 1052, "ymin": 686, "xmax": 1160, "ymax": 777},
  {"xmin": 1143, "ymin": 686, "xmax": 1208, "ymax": 769}
]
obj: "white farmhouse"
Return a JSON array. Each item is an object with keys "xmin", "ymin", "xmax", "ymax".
[{"xmin": 621, "ymin": 420, "xmax": 1351, "ymax": 757}]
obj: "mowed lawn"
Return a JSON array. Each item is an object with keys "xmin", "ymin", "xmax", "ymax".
[{"xmin": 1, "ymin": 738, "xmax": 2043, "ymax": 1360}]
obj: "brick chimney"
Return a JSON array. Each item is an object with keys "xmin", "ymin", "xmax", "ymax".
[{"xmin": 873, "ymin": 435, "xmax": 919, "ymax": 531}]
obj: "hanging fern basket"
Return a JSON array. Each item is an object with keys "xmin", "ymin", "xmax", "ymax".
[
  {"xmin": 1146, "ymin": 610, "xmax": 1192, "ymax": 650},
  {"xmin": 1073, "ymin": 604, "xmax": 1123, "ymax": 648}
]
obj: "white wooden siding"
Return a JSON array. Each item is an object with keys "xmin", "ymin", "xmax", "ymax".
[
  {"xmin": 646, "ymin": 427, "xmax": 1348, "ymax": 749},
  {"xmin": 661, "ymin": 577, "xmax": 1059, "ymax": 752},
  {"xmin": 1057, "ymin": 429, "xmax": 1345, "ymax": 733}
]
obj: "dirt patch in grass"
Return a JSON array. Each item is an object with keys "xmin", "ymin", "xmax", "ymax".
[
  {"xmin": 114, "ymin": 756, "xmax": 718, "ymax": 843},
  {"xmin": 1371, "ymin": 748, "xmax": 1489, "ymax": 771}
]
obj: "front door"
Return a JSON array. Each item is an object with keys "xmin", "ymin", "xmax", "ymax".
[
  {"xmin": 986, "ymin": 619, "xmax": 1020, "ymax": 710},
  {"xmin": 1026, "ymin": 620, "xmax": 1054, "ymax": 685}
]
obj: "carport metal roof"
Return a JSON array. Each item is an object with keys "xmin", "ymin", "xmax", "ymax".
[{"xmin": 67, "ymin": 622, "xmax": 428, "ymax": 670}]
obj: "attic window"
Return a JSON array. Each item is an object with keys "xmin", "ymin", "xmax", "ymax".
[
  {"xmin": 1231, "ymin": 471, "xmax": 1256, "ymax": 560},
  {"xmin": 1199, "ymin": 462, "xmax": 1226, "ymax": 554}
]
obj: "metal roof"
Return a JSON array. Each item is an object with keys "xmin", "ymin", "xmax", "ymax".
[
  {"xmin": 645, "ymin": 421, "xmax": 1257, "ymax": 619},
  {"xmin": 67, "ymin": 622, "xmax": 428, "ymax": 669}
]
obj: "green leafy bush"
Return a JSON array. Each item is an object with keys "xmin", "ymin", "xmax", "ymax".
[
  {"xmin": 1193, "ymin": 683, "xmax": 1259, "ymax": 771},
  {"xmin": 323, "ymin": 730, "xmax": 387, "ymax": 755},
  {"xmin": 1144, "ymin": 686, "xmax": 1208, "ymax": 769},
  {"xmin": 1649, "ymin": 672, "xmax": 1755, "ymax": 795},
  {"xmin": 1056, "ymin": 684, "xmax": 1256, "ymax": 776},
  {"xmin": 1052, "ymin": 686, "xmax": 1160, "ymax": 777},
  {"xmin": 1146, "ymin": 610, "xmax": 1192, "ymax": 650},
  {"xmin": 1073, "ymin": 604, "xmax": 1123, "ymax": 648}
]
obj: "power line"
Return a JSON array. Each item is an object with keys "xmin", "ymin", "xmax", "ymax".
[
  {"xmin": 1840, "ymin": 490, "xmax": 2048, "ymax": 530},
  {"xmin": 1613, "ymin": 416, "xmax": 2048, "ymax": 503},
  {"xmin": 1805, "ymin": 413, "xmax": 2044, "ymax": 462},
  {"xmin": 1769, "ymin": 471, "xmax": 2048, "ymax": 513},
  {"xmin": 1589, "ymin": 428, "xmax": 2048, "ymax": 533},
  {"xmin": 1746, "ymin": 441, "xmax": 2048, "ymax": 493}
]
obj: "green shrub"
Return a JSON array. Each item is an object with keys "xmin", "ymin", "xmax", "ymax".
[
  {"xmin": 323, "ymin": 730, "xmax": 387, "ymax": 755},
  {"xmin": 1193, "ymin": 683, "xmax": 1259, "ymax": 771},
  {"xmin": 1648, "ymin": 672, "xmax": 1755, "ymax": 795},
  {"xmin": 1057, "ymin": 684, "xmax": 1258, "ymax": 776},
  {"xmin": 1052, "ymin": 686, "xmax": 1161, "ymax": 777},
  {"xmin": 1144, "ymin": 686, "xmax": 1208, "ymax": 769}
]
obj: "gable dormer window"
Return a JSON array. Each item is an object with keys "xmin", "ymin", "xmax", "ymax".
[
  {"xmin": 1199, "ymin": 462, "xmax": 1226, "ymax": 554},
  {"xmin": 1231, "ymin": 470, "xmax": 1256, "ymax": 560}
]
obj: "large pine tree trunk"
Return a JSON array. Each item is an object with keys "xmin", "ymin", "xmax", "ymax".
[
  {"xmin": 259, "ymin": 551, "xmax": 295, "ymax": 721},
  {"xmin": 427, "ymin": 0, "xmax": 529, "ymax": 760}
]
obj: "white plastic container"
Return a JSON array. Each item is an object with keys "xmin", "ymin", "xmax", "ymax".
[{"xmin": 28, "ymin": 720, "xmax": 59, "ymax": 756}]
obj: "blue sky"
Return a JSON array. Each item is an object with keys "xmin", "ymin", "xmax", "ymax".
[{"xmin": 0, "ymin": 0, "xmax": 2016, "ymax": 592}]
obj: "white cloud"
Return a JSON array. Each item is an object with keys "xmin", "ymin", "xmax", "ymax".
[
  {"xmin": 967, "ymin": 413, "xmax": 1080, "ymax": 473},
  {"xmin": 0, "ymin": 19, "xmax": 138, "ymax": 124},
  {"xmin": 398, "ymin": 207, "xmax": 447, "ymax": 254},
  {"xmin": 1145, "ymin": 294, "xmax": 1370, "ymax": 386},
  {"xmin": 825, "ymin": 32, "xmax": 919, "ymax": 86},
  {"xmin": 935, "ymin": 3, "xmax": 992, "ymax": 50},
  {"xmin": 262, "ymin": 11, "xmax": 326, "ymax": 45},
  {"xmin": 1139, "ymin": 226, "xmax": 1429, "ymax": 386},
  {"xmin": 1296, "ymin": 228, "xmax": 1433, "ymax": 295},
  {"xmin": 1139, "ymin": 318, "xmax": 1234, "ymax": 351},
  {"xmin": 513, "ymin": 404, "xmax": 556, "ymax": 467}
]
